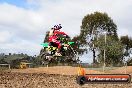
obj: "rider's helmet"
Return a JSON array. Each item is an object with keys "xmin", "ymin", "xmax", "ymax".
[
  {"xmin": 53, "ymin": 24, "xmax": 62, "ymax": 30},
  {"xmin": 54, "ymin": 25, "xmax": 57, "ymax": 30},
  {"xmin": 58, "ymin": 24, "xmax": 62, "ymax": 29}
]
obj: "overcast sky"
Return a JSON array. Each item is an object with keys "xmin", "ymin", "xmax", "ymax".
[{"xmin": 0, "ymin": 0, "xmax": 132, "ymax": 63}]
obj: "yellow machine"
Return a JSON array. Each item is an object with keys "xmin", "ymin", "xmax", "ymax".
[
  {"xmin": 20, "ymin": 62, "xmax": 27, "ymax": 69},
  {"xmin": 19, "ymin": 62, "xmax": 32, "ymax": 69}
]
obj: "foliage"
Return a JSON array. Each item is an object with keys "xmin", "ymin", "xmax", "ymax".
[
  {"xmin": 0, "ymin": 53, "xmax": 37, "ymax": 68},
  {"xmin": 71, "ymin": 36, "xmax": 87, "ymax": 55},
  {"xmin": 127, "ymin": 57, "xmax": 132, "ymax": 66},
  {"xmin": 81, "ymin": 12, "xmax": 117, "ymax": 35},
  {"xmin": 80, "ymin": 11, "xmax": 118, "ymax": 64},
  {"xmin": 0, "ymin": 59, "xmax": 8, "ymax": 64},
  {"xmin": 120, "ymin": 35, "xmax": 132, "ymax": 57},
  {"xmin": 95, "ymin": 35, "xmax": 124, "ymax": 66}
]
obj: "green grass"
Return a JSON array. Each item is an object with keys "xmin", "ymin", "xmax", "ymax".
[
  {"xmin": 0, "ymin": 67, "xmax": 9, "ymax": 71},
  {"xmin": 86, "ymin": 67, "xmax": 120, "ymax": 71}
]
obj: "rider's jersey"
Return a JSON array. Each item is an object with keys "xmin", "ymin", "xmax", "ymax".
[
  {"xmin": 48, "ymin": 28, "xmax": 68, "ymax": 43},
  {"xmin": 48, "ymin": 35, "xmax": 58, "ymax": 42},
  {"xmin": 54, "ymin": 30, "xmax": 67, "ymax": 36}
]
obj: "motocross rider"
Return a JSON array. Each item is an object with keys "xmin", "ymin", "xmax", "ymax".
[{"xmin": 48, "ymin": 24, "xmax": 69, "ymax": 56}]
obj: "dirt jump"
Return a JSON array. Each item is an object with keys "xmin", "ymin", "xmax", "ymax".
[{"xmin": 0, "ymin": 66, "xmax": 132, "ymax": 88}]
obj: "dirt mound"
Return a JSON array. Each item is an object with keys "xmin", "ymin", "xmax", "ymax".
[{"xmin": 11, "ymin": 66, "xmax": 105, "ymax": 75}]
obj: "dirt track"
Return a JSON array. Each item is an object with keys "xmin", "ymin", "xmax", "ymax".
[
  {"xmin": 0, "ymin": 66, "xmax": 132, "ymax": 88},
  {"xmin": 11, "ymin": 66, "xmax": 105, "ymax": 75}
]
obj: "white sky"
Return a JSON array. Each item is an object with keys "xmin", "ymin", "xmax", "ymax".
[{"xmin": 0, "ymin": 0, "xmax": 132, "ymax": 63}]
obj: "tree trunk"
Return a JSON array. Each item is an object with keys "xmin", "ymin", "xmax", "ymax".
[{"xmin": 93, "ymin": 48, "xmax": 96, "ymax": 64}]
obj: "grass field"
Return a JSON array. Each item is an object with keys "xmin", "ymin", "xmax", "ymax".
[{"xmin": 87, "ymin": 67, "xmax": 120, "ymax": 71}]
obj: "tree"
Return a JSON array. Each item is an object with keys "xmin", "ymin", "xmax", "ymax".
[
  {"xmin": 127, "ymin": 57, "xmax": 132, "ymax": 66},
  {"xmin": 120, "ymin": 35, "xmax": 132, "ymax": 66},
  {"xmin": 95, "ymin": 35, "xmax": 124, "ymax": 66},
  {"xmin": 120, "ymin": 35, "xmax": 132, "ymax": 57},
  {"xmin": 72, "ymin": 36, "xmax": 87, "ymax": 55},
  {"xmin": 0, "ymin": 58, "xmax": 7, "ymax": 64},
  {"xmin": 80, "ymin": 12, "xmax": 118, "ymax": 64},
  {"xmin": 44, "ymin": 31, "xmax": 50, "ymax": 42}
]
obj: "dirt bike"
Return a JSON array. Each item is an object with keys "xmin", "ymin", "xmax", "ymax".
[
  {"xmin": 40, "ymin": 36, "xmax": 75, "ymax": 63},
  {"xmin": 41, "ymin": 41, "xmax": 74, "ymax": 56},
  {"xmin": 41, "ymin": 42, "xmax": 74, "ymax": 63}
]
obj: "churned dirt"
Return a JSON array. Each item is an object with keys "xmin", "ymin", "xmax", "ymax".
[{"xmin": 0, "ymin": 66, "xmax": 132, "ymax": 88}]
